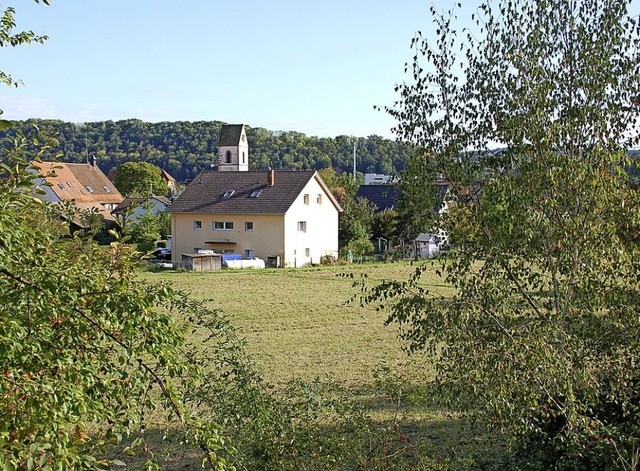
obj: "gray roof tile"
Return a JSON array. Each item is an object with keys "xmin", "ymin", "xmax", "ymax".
[{"xmin": 218, "ymin": 124, "xmax": 245, "ymax": 147}]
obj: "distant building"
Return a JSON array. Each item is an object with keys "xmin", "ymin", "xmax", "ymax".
[
  {"xmin": 364, "ymin": 173, "xmax": 394, "ymax": 185},
  {"xmin": 111, "ymin": 195, "xmax": 170, "ymax": 225},
  {"xmin": 354, "ymin": 184, "xmax": 400, "ymax": 213},
  {"xmin": 217, "ymin": 124, "xmax": 249, "ymax": 172},
  {"xmin": 32, "ymin": 159, "xmax": 123, "ymax": 228},
  {"xmin": 168, "ymin": 124, "xmax": 342, "ymax": 268}
]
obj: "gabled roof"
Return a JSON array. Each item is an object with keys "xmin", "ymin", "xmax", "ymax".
[
  {"xmin": 160, "ymin": 168, "xmax": 176, "ymax": 183},
  {"xmin": 218, "ymin": 124, "xmax": 245, "ymax": 147},
  {"xmin": 356, "ymin": 181, "xmax": 451, "ymax": 214},
  {"xmin": 32, "ymin": 161, "xmax": 123, "ymax": 205},
  {"xmin": 355, "ymin": 184, "xmax": 400, "ymax": 213},
  {"xmin": 169, "ymin": 170, "xmax": 341, "ymax": 215},
  {"xmin": 111, "ymin": 196, "xmax": 169, "ymax": 216}
]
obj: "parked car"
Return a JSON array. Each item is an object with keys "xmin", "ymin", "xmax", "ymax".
[{"xmin": 152, "ymin": 248, "xmax": 171, "ymax": 260}]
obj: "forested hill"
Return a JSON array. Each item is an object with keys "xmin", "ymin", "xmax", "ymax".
[{"xmin": 1, "ymin": 119, "xmax": 414, "ymax": 182}]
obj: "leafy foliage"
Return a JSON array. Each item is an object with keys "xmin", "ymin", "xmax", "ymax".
[
  {"xmin": 0, "ymin": 120, "xmax": 414, "ymax": 182},
  {"xmin": 0, "ymin": 2, "xmax": 48, "ymax": 89},
  {"xmin": 360, "ymin": 0, "xmax": 640, "ymax": 468},
  {"xmin": 0, "ymin": 132, "xmax": 411, "ymax": 470},
  {"xmin": 114, "ymin": 161, "xmax": 168, "ymax": 198},
  {"xmin": 125, "ymin": 202, "xmax": 171, "ymax": 245}
]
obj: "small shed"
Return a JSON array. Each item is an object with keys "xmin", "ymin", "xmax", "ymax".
[{"xmin": 180, "ymin": 253, "xmax": 222, "ymax": 271}]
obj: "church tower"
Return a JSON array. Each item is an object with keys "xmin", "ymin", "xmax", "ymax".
[{"xmin": 217, "ymin": 124, "xmax": 249, "ymax": 172}]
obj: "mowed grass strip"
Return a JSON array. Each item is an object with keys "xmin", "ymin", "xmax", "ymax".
[{"xmin": 142, "ymin": 262, "xmax": 451, "ymax": 386}]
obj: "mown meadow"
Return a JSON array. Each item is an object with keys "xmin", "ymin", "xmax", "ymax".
[
  {"xmin": 137, "ymin": 262, "xmax": 503, "ymax": 469},
  {"xmin": 143, "ymin": 263, "xmax": 442, "ymax": 385}
]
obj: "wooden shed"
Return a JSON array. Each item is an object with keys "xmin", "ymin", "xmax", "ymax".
[{"xmin": 180, "ymin": 253, "xmax": 222, "ymax": 271}]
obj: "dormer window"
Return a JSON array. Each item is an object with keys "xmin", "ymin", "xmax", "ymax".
[
  {"xmin": 85, "ymin": 185, "xmax": 94, "ymax": 193},
  {"xmin": 223, "ymin": 190, "xmax": 235, "ymax": 199},
  {"xmin": 57, "ymin": 183, "xmax": 67, "ymax": 191},
  {"xmin": 250, "ymin": 189, "xmax": 262, "ymax": 198},
  {"xmin": 102, "ymin": 185, "xmax": 111, "ymax": 193}
]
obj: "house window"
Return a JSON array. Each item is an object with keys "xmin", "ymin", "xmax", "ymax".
[
  {"xmin": 297, "ymin": 221, "xmax": 307, "ymax": 232},
  {"xmin": 250, "ymin": 189, "xmax": 262, "ymax": 198},
  {"xmin": 245, "ymin": 249, "xmax": 254, "ymax": 258},
  {"xmin": 85, "ymin": 185, "xmax": 94, "ymax": 193},
  {"xmin": 102, "ymin": 185, "xmax": 111, "ymax": 193},
  {"xmin": 57, "ymin": 183, "xmax": 67, "ymax": 190},
  {"xmin": 194, "ymin": 220, "xmax": 202, "ymax": 230},
  {"xmin": 245, "ymin": 221, "xmax": 254, "ymax": 231},
  {"xmin": 303, "ymin": 194, "xmax": 309, "ymax": 205},
  {"xmin": 213, "ymin": 221, "xmax": 234, "ymax": 230},
  {"xmin": 225, "ymin": 150, "xmax": 232, "ymax": 163},
  {"xmin": 305, "ymin": 248, "xmax": 310, "ymax": 257},
  {"xmin": 242, "ymin": 152, "xmax": 246, "ymax": 164},
  {"xmin": 317, "ymin": 194, "xmax": 322, "ymax": 204},
  {"xmin": 223, "ymin": 190, "xmax": 235, "ymax": 199},
  {"xmin": 66, "ymin": 181, "xmax": 74, "ymax": 188}
]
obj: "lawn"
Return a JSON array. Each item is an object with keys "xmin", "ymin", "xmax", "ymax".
[
  {"xmin": 141, "ymin": 262, "xmax": 450, "ymax": 386},
  {"xmin": 136, "ymin": 262, "xmax": 500, "ymax": 469}
]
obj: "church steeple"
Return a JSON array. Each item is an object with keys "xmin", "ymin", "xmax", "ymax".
[{"xmin": 217, "ymin": 124, "xmax": 249, "ymax": 172}]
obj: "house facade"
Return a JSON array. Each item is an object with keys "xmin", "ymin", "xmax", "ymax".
[
  {"xmin": 168, "ymin": 169, "xmax": 341, "ymax": 267},
  {"xmin": 111, "ymin": 196, "xmax": 169, "ymax": 225}
]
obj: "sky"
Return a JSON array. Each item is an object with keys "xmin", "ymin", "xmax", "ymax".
[{"xmin": 0, "ymin": 0, "xmax": 446, "ymax": 139}]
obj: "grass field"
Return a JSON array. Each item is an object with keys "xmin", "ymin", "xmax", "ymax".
[
  {"xmin": 136, "ymin": 262, "xmax": 500, "ymax": 469},
  {"xmin": 142, "ymin": 262, "xmax": 450, "ymax": 387}
]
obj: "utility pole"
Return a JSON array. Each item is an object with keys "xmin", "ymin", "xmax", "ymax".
[{"xmin": 352, "ymin": 138, "xmax": 357, "ymax": 182}]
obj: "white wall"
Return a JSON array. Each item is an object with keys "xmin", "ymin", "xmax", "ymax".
[{"xmin": 283, "ymin": 176, "xmax": 339, "ymax": 267}]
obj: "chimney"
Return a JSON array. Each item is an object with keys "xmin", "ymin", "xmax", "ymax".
[{"xmin": 268, "ymin": 169, "xmax": 275, "ymax": 186}]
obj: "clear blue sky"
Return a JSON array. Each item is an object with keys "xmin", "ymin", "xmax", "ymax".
[{"xmin": 1, "ymin": 0, "xmax": 448, "ymax": 139}]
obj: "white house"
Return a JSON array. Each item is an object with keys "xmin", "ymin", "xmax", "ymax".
[
  {"xmin": 111, "ymin": 196, "xmax": 170, "ymax": 225},
  {"xmin": 168, "ymin": 124, "xmax": 342, "ymax": 268}
]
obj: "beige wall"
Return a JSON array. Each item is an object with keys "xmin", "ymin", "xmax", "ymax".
[
  {"xmin": 171, "ymin": 212, "xmax": 284, "ymax": 265},
  {"xmin": 170, "ymin": 174, "xmax": 341, "ymax": 268},
  {"xmin": 283, "ymin": 177, "xmax": 339, "ymax": 267}
]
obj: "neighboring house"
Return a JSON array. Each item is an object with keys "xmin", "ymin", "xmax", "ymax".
[
  {"xmin": 354, "ymin": 184, "xmax": 400, "ymax": 213},
  {"xmin": 355, "ymin": 181, "xmax": 451, "ymax": 258},
  {"xmin": 363, "ymin": 173, "xmax": 395, "ymax": 185},
  {"xmin": 160, "ymin": 169, "xmax": 177, "ymax": 193},
  {"xmin": 111, "ymin": 195, "xmax": 170, "ymax": 225},
  {"xmin": 31, "ymin": 158, "xmax": 124, "ymax": 228},
  {"xmin": 168, "ymin": 168, "xmax": 342, "ymax": 267}
]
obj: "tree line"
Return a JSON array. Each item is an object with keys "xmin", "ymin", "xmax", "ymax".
[{"xmin": 0, "ymin": 119, "xmax": 414, "ymax": 181}]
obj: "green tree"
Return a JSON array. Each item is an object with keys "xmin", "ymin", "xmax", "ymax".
[
  {"xmin": 363, "ymin": 0, "xmax": 640, "ymax": 468},
  {"xmin": 341, "ymin": 221, "xmax": 375, "ymax": 262},
  {"xmin": 0, "ymin": 136, "xmax": 240, "ymax": 469},
  {"xmin": 126, "ymin": 201, "xmax": 171, "ymax": 245},
  {"xmin": 0, "ymin": 0, "xmax": 48, "ymax": 129},
  {"xmin": 114, "ymin": 161, "xmax": 168, "ymax": 197},
  {"xmin": 0, "ymin": 1, "xmax": 48, "ymax": 90}
]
